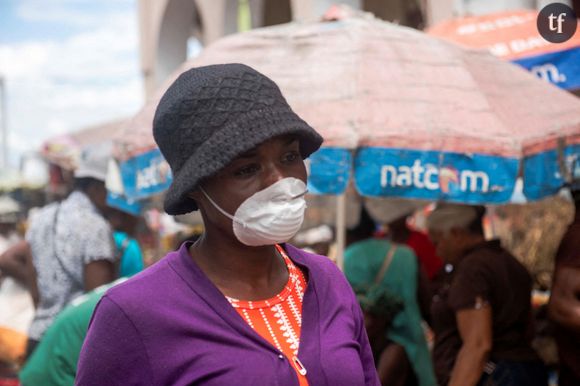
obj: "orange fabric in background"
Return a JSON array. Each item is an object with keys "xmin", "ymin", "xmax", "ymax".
[
  {"xmin": 227, "ymin": 245, "xmax": 309, "ymax": 386},
  {"xmin": 0, "ymin": 326, "xmax": 27, "ymax": 364},
  {"xmin": 427, "ymin": 10, "xmax": 580, "ymax": 61}
]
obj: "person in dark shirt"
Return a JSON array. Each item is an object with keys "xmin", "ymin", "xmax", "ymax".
[
  {"xmin": 427, "ymin": 204, "xmax": 547, "ymax": 386},
  {"xmin": 548, "ymin": 187, "xmax": 580, "ymax": 386}
]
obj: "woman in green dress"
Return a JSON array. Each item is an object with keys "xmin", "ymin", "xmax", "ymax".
[{"xmin": 345, "ymin": 237, "xmax": 436, "ymax": 386}]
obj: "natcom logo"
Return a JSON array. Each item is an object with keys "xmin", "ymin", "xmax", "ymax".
[
  {"xmin": 136, "ymin": 157, "xmax": 171, "ymax": 191},
  {"xmin": 380, "ymin": 160, "xmax": 490, "ymax": 194},
  {"xmin": 438, "ymin": 167, "xmax": 459, "ymax": 193},
  {"xmin": 530, "ymin": 63, "xmax": 567, "ymax": 83}
]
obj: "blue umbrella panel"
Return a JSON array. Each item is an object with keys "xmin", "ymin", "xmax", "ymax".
[
  {"xmin": 308, "ymin": 144, "xmax": 580, "ymax": 204},
  {"xmin": 513, "ymin": 46, "xmax": 580, "ymax": 91},
  {"xmin": 115, "ymin": 144, "xmax": 579, "ymax": 205}
]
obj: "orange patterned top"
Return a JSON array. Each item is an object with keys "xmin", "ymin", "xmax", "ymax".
[{"xmin": 226, "ymin": 245, "xmax": 309, "ymax": 386}]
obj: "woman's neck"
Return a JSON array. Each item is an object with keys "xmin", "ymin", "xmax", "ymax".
[
  {"xmin": 189, "ymin": 232, "xmax": 288, "ymax": 301},
  {"xmin": 390, "ymin": 227, "xmax": 410, "ymax": 244}
]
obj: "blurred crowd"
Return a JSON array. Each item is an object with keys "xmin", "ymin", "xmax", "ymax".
[
  {"xmin": 293, "ymin": 191, "xmax": 580, "ymax": 386},
  {"xmin": 0, "ymin": 139, "xmax": 579, "ymax": 386},
  {"xmin": 0, "ymin": 143, "xmax": 149, "ymax": 385}
]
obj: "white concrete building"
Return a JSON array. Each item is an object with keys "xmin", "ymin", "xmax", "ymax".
[{"xmin": 138, "ymin": 0, "xmax": 558, "ymax": 99}]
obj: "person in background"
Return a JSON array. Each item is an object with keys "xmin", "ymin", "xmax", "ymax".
[
  {"xmin": 0, "ymin": 196, "xmax": 20, "ymax": 250},
  {"xmin": 107, "ymin": 208, "xmax": 144, "ymax": 277},
  {"xmin": 18, "ymin": 206, "xmax": 144, "ymax": 386},
  {"xmin": 293, "ymin": 224, "xmax": 334, "ymax": 257},
  {"xmin": 346, "ymin": 206, "xmax": 378, "ymax": 247},
  {"xmin": 387, "ymin": 212, "xmax": 443, "ymax": 281},
  {"xmin": 0, "ymin": 197, "xmax": 32, "ymax": 295},
  {"xmin": 2, "ymin": 141, "xmax": 117, "ymax": 360},
  {"xmin": 345, "ymin": 229, "xmax": 436, "ymax": 386},
  {"xmin": 427, "ymin": 204, "xmax": 547, "ymax": 386},
  {"xmin": 548, "ymin": 185, "xmax": 580, "ymax": 386},
  {"xmin": 19, "ymin": 278, "xmax": 127, "ymax": 386},
  {"xmin": 363, "ymin": 199, "xmax": 438, "ymax": 324},
  {"xmin": 0, "ymin": 196, "xmax": 34, "ymax": 383},
  {"xmin": 352, "ymin": 283, "xmax": 405, "ymax": 386},
  {"xmin": 76, "ymin": 64, "xmax": 379, "ymax": 386}
]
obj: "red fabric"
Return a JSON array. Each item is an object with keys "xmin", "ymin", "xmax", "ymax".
[
  {"xmin": 0, "ymin": 379, "xmax": 19, "ymax": 386},
  {"xmin": 406, "ymin": 230, "xmax": 444, "ymax": 279}
]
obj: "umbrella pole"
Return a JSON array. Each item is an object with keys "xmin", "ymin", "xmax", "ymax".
[
  {"xmin": 335, "ymin": 193, "xmax": 347, "ymax": 270},
  {"xmin": 487, "ymin": 205, "xmax": 497, "ymax": 239}
]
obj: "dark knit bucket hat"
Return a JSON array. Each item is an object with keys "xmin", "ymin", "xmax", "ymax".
[{"xmin": 153, "ymin": 63, "xmax": 323, "ymax": 215}]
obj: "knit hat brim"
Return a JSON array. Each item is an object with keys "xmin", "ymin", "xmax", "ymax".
[{"xmin": 163, "ymin": 107, "xmax": 323, "ymax": 215}]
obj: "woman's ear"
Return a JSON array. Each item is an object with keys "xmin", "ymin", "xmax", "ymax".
[
  {"xmin": 449, "ymin": 227, "xmax": 463, "ymax": 238},
  {"xmin": 188, "ymin": 189, "xmax": 203, "ymax": 209},
  {"xmin": 189, "ymin": 190, "xmax": 202, "ymax": 201}
]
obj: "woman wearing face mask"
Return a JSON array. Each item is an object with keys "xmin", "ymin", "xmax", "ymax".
[{"xmin": 75, "ymin": 64, "xmax": 380, "ymax": 386}]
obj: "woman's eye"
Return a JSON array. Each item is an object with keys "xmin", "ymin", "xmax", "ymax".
[
  {"xmin": 283, "ymin": 151, "xmax": 301, "ymax": 163},
  {"xmin": 234, "ymin": 164, "xmax": 260, "ymax": 177}
]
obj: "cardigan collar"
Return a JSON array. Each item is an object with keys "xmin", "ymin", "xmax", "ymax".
[{"xmin": 167, "ymin": 242, "xmax": 322, "ymax": 362}]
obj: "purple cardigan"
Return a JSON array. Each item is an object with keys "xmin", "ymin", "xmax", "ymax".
[{"xmin": 75, "ymin": 243, "xmax": 380, "ymax": 386}]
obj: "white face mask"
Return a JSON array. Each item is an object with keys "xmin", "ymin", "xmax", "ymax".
[{"xmin": 200, "ymin": 177, "xmax": 308, "ymax": 246}]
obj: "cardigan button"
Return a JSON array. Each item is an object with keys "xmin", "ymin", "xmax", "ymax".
[{"xmin": 278, "ymin": 354, "xmax": 284, "ymax": 359}]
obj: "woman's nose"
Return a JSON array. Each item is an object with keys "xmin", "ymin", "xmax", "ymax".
[{"xmin": 263, "ymin": 162, "xmax": 285, "ymax": 187}]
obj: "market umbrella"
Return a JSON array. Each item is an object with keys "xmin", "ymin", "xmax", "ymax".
[
  {"xmin": 42, "ymin": 119, "xmax": 126, "ymax": 170},
  {"xmin": 0, "ymin": 168, "xmax": 47, "ymax": 192},
  {"xmin": 427, "ymin": 9, "xmax": 580, "ymax": 91},
  {"xmin": 115, "ymin": 9, "xmax": 580, "ymax": 204},
  {"xmin": 40, "ymin": 119, "xmax": 145, "ymax": 214},
  {"xmin": 0, "ymin": 170, "xmax": 25, "ymax": 192}
]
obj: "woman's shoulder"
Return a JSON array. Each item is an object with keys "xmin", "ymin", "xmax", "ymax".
[
  {"xmin": 104, "ymin": 251, "xmax": 179, "ymax": 307},
  {"xmin": 460, "ymin": 241, "xmax": 504, "ymax": 269}
]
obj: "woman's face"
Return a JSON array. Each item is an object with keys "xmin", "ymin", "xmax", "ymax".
[
  {"xmin": 428, "ymin": 228, "xmax": 464, "ymax": 264},
  {"xmin": 192, "ymin": 135, "xmax": 307, "ymax": 233}
]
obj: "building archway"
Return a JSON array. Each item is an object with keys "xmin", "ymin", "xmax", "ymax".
[
  {"xmin": 139, "ymin": 0, "xmax": 366, "ymax": 98},
  {"xmin": 363, "ymin": 0, "xmax": 425, "ymax": 29},
  {"xmin": 262, "ymin": 0, "xmax": 292, "ymax": 26},
  {"xmin": 155, "ymin": 0, "xmax": 202, "ymax": 87}
]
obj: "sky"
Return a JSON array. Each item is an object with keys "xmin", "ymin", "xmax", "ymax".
[{"xmin": 0, "ymin": 0, "xmax": 143, "ymax": 168}]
